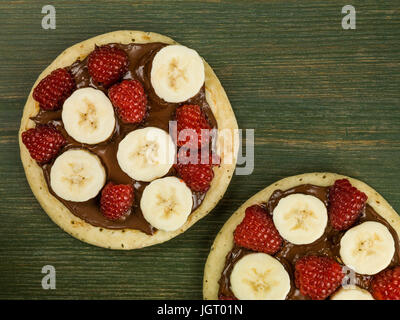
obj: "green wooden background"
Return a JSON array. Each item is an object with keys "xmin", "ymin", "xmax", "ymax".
[{"xmin": 0, "ymin": 0, "xmax": 399, "ymax": 299}]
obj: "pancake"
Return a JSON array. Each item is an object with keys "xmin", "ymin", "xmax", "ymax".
[
  {"xmin": 203, "ymin": 172, "xmax": 400, "ymax": 299},
  {"xmin": 19, "ymin": 30, "xmax": 238, "ymax": 250}
]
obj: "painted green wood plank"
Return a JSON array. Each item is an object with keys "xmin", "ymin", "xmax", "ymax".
[{"xmin": 0, "ymin": 0, "xmax": 399, "ymax": 299}]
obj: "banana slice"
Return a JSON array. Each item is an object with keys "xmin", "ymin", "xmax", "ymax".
[
  {"xmin": 230, "ymin": 253, "xmax": 290, "ymax": 300},
  {"xmin": 331, "ymin": 286, "xmax": 374, "ymax": 300},
  {"xmin": 62, "ymin": 87, "xmax": 116, "ymax": 144},
  {"xmin": 140, "ymin": 176, "xmax": 193, "ymax": 231},
  {"xmin": 50, "ymin": 149, "xmax": 106, "ymax": 202},
  {"xmin": 150, "ymin": 45, "xmax": 205, "ymax": 103},
  {"xmin": 117, "ymin": 127, "xmax": 176, "ymax": 182},
  {"xmin": 340, "ymin": 221, "xmax": 395, "ymax": 275},
  {"xmin": 272, "ymin": 194, "xmax": 328, "ymax": 245}
]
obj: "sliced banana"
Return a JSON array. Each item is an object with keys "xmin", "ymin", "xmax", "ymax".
[
  {"xmin": 117, "ymin": 127, "xmax": 176, "ymax": 182},
  {"xmin": 50, "ymin": 149, "xmax": 106, "ymax": 202},
  {"xmin": 62, "ymin": 87, "xmax": 116, "ymax": 144},
  {"xmin": 331, "ymin": 286, "xmax": 374, "ymax": 300},
  {"xmin": 272, "ymin": 194, "xmax": 328, "ymax": 245},
  {"xmin": 140, "ymin": 176, "xmax": 193, "ymax": 231},
  {"xmin": 230, "ymin": 253, "xmax": 290, "ymax": 300},
  {"xmin": 340, "ymin": 221, "xmax": 395, "ymax": 275},
  {"xmin": 150, "ymin": 45, "xmax": 205, "ymax": 103}
]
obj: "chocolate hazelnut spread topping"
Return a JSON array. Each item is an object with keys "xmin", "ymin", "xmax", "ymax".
[
  {"xmin": 32, "ymin": 42, "xmax": 217, "ymax": 234},
  {"xmin": 218, "ymin": 184, "xmax": 400, "ymax": 300}
]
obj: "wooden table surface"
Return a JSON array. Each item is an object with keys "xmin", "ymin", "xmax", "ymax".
[{"xmin": 0, "ymin": 0, "xmax": 399, "ymax": 299}]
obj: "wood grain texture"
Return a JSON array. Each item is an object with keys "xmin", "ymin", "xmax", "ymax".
[{"xmin": 0, "ymin": 0, "xmax": 399, "ymax": 299}]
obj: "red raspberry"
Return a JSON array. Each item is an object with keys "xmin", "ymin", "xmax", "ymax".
[
  {"xmin": 328, "ymin": 179, "xmax": 368, "ymax": 230},
  {"xmin": 175, "ymin": 104, "xmax": 212, "ymax": 149},
  {"xmin": 175, "ymin": 161, "xmax": 214, "ymax": 193},
  {"xmin": 233, "ymin": 205, "xmax": 282, "ymax": 254},
  {"xmin": 21, "ymin": 125, "xmax": 66, "ymax": 164},
  {"xmin": 295, "ymin": 255, "xmax": 344, "ymax": 300},
  {"xmin": 87, "ymin": 45, "xmax": 128, "ymax": 87},
  {"xmin": 100, "ymin": 182, "xmax": 134, "ymax": 221},
  {"xmin": 32, "ymin": 68, "xmax": 75, "ymax": 110},
  {"xmin": 371, "ymin": 266, "xmax": 400, "ymax": 300},
  {"xmin": 175, "ymin": 149, "xmax": 214, "ymax": 192},
  {"xmin": 108, "ymin": 80, "xmax": 147, "ymax": 123}
]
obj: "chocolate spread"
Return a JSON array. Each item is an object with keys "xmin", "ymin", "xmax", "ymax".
[
  {"xmin": 32, "ymin": 42, "xmax": 217, "ymax": 235},
  {"xmin": 218, "ymin": 184, "xmax": 400, "ymax": 300}
]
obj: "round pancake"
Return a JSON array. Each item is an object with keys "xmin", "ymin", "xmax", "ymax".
[
  {"xmin": 203, "ymin": 172, "xmax": 400, "ymax": 299},
  {"xmin": 19, "ymin": 30, "xmax": 238, "ymax": 250}
]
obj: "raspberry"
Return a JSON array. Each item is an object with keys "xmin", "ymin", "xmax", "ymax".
[
  {"xmin": 175, "ymin": 104, "xmax": 212, "ymax": 149},
  {"xmin": 87, "ymin": 45, "xmax": 128, "ymax": 87},
  {"xmin": 328, "ymin": 179, "xmax": 368, "ymax": 230},
  {"xmin": 233, "ymin": 205, "xmax": 282, "ymax": 254},
  {"xmin": 32, "ymin": 68, "xmax": 75, "ymax": 110},
  {"xmin": 175, "ymin": 162, "xmax": 214, "ymax": 193},
  {"xmin": 100, "ymin": 182, "xmax": 134, "ymax": 221},
  {"xmin": 108, "ymin": 80, "xmax": 147, "ymax": 123},
  {"xmin": 371, "ymin": 266, "xmax": 400, "ymax": 300},
  {"xmin": 175, "ymin": 149, "xmax": 214, "ymax": 192},
  {"xmin": 21, "ymin": 125, "xmax": 66, "ymax": 164},
  {"xmin": 295, "ymin": 255, "xmax": 344, "ymax": 300}
]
